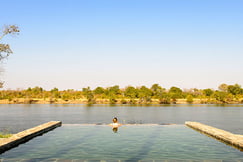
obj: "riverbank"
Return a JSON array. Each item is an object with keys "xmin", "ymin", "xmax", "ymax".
[
  {"xmin": 0, "ymin": 98, "xmax": 242, "ymax": 104},
  {"xmin": 1, "ymin": 84, "xmax": 243, "ymax": 105}
]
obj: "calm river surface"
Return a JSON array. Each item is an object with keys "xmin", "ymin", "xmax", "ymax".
[{"xmin": 0, "ymin": 104, "xmax": 243, "ymax": 134}]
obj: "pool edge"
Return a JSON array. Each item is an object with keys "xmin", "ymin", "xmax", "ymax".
[
  {"xmin": 185, "ymin": 121, "xmax": 243, "ymax": 151},
  {"xmin": 0, "ymin": 121, "xmax": 62, "ymax": 154}
]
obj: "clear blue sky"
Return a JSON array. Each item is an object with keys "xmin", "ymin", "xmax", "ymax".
[{"xmin": 1, "ymin": 0, "xmax": 243, "ymax": 90}]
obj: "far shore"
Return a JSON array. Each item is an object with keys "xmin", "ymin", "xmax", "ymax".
[{"xmin": 0, "ymin": 98, "xmax": 242, "ymax": 105}]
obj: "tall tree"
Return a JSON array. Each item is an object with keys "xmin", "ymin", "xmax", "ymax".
[
  {"xmin": 0, "ymin": 25, "xmax": 19, "ymax": 60},
  {"xmin": 0, "ymin": 25, "xmax": 20, "ymax": 87}
]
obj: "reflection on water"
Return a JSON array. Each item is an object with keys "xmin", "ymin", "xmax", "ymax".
[
  {"xmin": 112, "ymin": 127, "xmax": 118, "ymax": 133},
  {"xmin": 0, "ymin": 104, "xmax": 243, "ymax": 134}
]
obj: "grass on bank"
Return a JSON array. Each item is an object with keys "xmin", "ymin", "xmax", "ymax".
[{"xmin": 0, "ymin": 132, "xmax": 12, "ymax": 138}]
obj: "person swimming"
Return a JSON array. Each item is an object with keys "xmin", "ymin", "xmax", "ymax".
[{"xmin": 109, "ymin": 117, "xmax": 122, "ymax": 128}]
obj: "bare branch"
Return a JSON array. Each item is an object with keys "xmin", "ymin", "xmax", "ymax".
[
  {"xmin": 0, "ymin": 25, "xmax": 19, "ymax": 61},
  {"xmin": 3, "ymin": 25, "xmax": 20, "ymax": 35},
  {"xmin": 0, "ymin": 81, "xmax": 4, "ymax": 88}
]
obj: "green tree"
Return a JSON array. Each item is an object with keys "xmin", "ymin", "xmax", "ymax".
[
  {"xmin": 51, "ymin": 87, "xmax": 59, "ymax": 92},
  {"xmin": 32, "ymin": 86, "xmax": 43, "ymax": 93},
  {"xmin": 227, "ymin": 84, "xmax": 242, "ymax": 95},
  {"xmin": 138, "ymin": 86, "xmax": 152, "ymax": 103},
  {"xmin": 203, "ymin": 88, "xmax": 214, "ymax": 97},
  {"xmin": 225, "ymin": 93, "xmax": 234, "ymax": 103},
  {"xmin": 61, "ymin": 92, "xmax": 72, "ymax": 101},
  {"xmin": 105, "ymin": 85, "xmax": 121, "ymax": 103},
  {"xmin": 150, "ymin": 84, "xmax": 165, "ymax": 98},
  {"xmin": 107, "ymin": 85, "xmax": 121, "ymax": 96},
  {"xmin": 93, "ymin": 87, "xmax": 105, "ymax": 95},
  {"xmin": 24, "ymin": 87, "xmax": 43, "ymax": 98},
  {"xmin": 82, "ymin": 87, "xmax": 95, "ymax": 104},
  {"xmin": 169, "ymin": 86, "xmax": 183, "ymax": 102},
  {"xmin": 51, "ymin": 87, "xmax": 60, "ymax": 98},
  {"xmin": 159, "ymin": 93, "xmax": 171, "ymax": 104},
  {"xmin": 169, "ymin": 86, "xmax": 182, "ymax": 94},
  {"xmin": 213, "ymin": 91, "xmax": 227, "ymax": 103},
  {"xmin": 124, "ymin": 86, "xmax": 138, "ymax": 99},
  {"xmin": 186, "ymin": 94, "xmax": 193, "ymax": 104}
]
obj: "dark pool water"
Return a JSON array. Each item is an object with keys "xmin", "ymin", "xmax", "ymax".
[
  {"xmin": 1, "ymin": 125, "xmax": 243, "ymax": 161},
  {"xmin": 0, "ymin": 104, "xmax": 243, "ymax": 134}
]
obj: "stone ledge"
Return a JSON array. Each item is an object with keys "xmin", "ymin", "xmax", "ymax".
[
  {"xmin": 0, "ymin": 121, "xmax": 62, "ymax": 154},
  {"xmin": 185, "ymin": 121, "xmax": 243, "ymax": 151}
]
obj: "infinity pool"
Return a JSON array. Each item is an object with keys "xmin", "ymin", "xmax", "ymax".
[{"xmin": 1, "ymin": 125, "xmax": 243, "ymax": 161}]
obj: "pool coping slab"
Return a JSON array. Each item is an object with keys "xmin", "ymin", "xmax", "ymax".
[
  {"xmin": 185, "ymin": 121, "xmax": 243, "ymax": 151},
  {"xmin": 0, "ymin": 121, "xmax": 62, "ymax": 154}
]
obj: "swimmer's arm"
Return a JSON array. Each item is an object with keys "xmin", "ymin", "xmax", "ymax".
[
  {"xmin": 115, "ymin": 123, "xmax": 122, "ymax": 127},
  {"xmin": 108, "ymin": 123, "xmax": 122, "ymax": 127}
]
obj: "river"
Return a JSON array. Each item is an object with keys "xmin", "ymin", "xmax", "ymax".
[{"xmin": 0, "ymin": 104, "xmax": 243, "ymax": 134}]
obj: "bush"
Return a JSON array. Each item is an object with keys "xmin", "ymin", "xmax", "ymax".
[{"xmin": 186, "ymin": 95, "xmax": 193, "ymax": 104}]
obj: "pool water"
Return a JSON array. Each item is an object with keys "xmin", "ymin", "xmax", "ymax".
[{"xmin": 1, "ymin": 125, "xmax": 243, "ymax": 161}]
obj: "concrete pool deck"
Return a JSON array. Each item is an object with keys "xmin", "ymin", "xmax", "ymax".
[
  {"xmin": 0, "ymin": 121, "xmax": 62, "ymax": 153},
  {"xmin": 185, "ymin": 121, "xmax": 243, "ymax": 151}
]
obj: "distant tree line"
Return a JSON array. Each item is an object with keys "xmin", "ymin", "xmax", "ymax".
[{"xmin": 0, "ymin": 83, "xmax": 243, "ymax": 104}]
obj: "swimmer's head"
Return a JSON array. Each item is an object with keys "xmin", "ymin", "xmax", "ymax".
[{"xmin": 113, "ymin": 117, "xmax": 118, "ymax": 123}]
